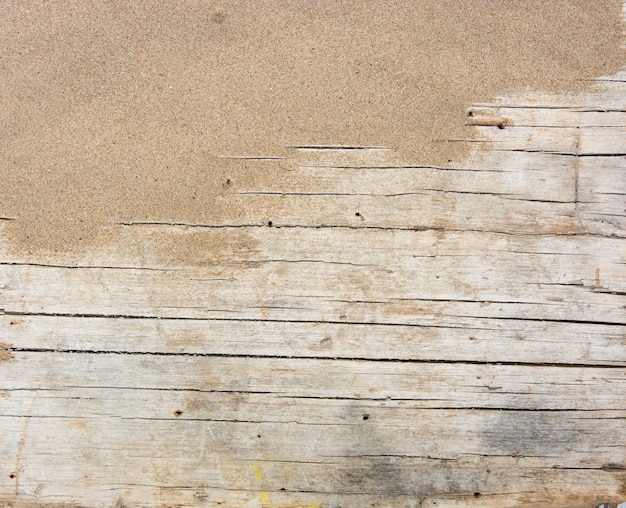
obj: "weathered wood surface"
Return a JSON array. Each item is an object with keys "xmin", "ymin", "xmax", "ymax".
[{"xmin": 1, "ymin": 71, "xmax": 626, "ymax": 508}]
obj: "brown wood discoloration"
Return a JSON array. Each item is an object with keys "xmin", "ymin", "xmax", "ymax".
[{"xmin": 0, "ymin": 343, "xmax": 13, "ymax": 362}]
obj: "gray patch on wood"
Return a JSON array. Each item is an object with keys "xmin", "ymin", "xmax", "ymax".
[{"xmin": 480, "ymin": 412, "xmax": 580, "ymax": 457}]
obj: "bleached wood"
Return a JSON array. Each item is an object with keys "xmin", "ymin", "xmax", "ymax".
[
  {"xmin": 2, "ymin": 230, "xmax": 624, "ymax": 328},
  {"xmin": 3, "ymin": 314, "xmax": 625, "ymax": 365},
  {"xmin": 0, "ymin": 408, "xmax": 624, "ymax": 504},
  {"xmin": 1, "ymin": 52, "xmax": 626, "ymax": 508}
]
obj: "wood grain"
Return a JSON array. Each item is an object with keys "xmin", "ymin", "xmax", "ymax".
[{"xmin": 1, "ymin": 59, "xmax": 625, "ymax": 508}]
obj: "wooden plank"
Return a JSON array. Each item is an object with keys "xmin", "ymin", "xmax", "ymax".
[
  {"xmin": 1, "ymin": 369, "xmax": 624, "ymax": 506},
  {"xmin": 3, "ymin": 314, "xmax": 624, "ymax": 365},
  {"xmin": 0, "ymin": 412, "xmax": 624, "ymax": 506},
  {"xmin": 2, "ymin": 229, "xmax": 623, "ymax": 325},
  {"xmin": 2, "ymin": 352, "xmax": 625, "ymax": 409},
  {"xmin": 578, "ymin": 156, "xmax": 626, "ymax": 234},
  {"xmin": 239, "ymin": 156, "xmax": 576, "ymax": 202}
]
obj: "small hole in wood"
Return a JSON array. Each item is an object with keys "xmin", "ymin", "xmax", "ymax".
[
  {"xmin": 174, "ymin": 410, "xmax": 183, "ymax": 417},
  {"xmin": 280, "ymin": 488, "xmax": 286, "ymax": 491},
  {"xmin": 355, "ymin": 212, "xmax": 361, "ymax": 217},
  {"xmin": 268, "ymin": 221, "xmax": 273, "ymax": 227},
  {"xmin": 474, "ymin": 492, "xmax": 481, "ymax": 497},
  {"xmin": 257, "ymin": 434, "xmax": 262, "ymax": 438},
  {"xmin": 362, "ymin": 414, "xmax": 370, "ymax": 420},
  {"xmin": 9, "ymin": 474, "xmax": 15, "ymax": 479},
  {"xmin": 226, "ymin": 178, "xmax": 232, "ymax": 185},
  {"xmin": 468, "ymin": 111, "xmax": 474, "ymax": 117},
  {"xmin": 497, "ymin": 123, "xmax": 505, "ymax": 129}
]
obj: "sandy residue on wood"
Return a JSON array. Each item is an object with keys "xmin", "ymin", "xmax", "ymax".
[
  {"xmin": 0, "ymin": 0, "xmax": 624, "ymax": 256},
  {"xmin": 0, "ymin": 343, "xmax": 14, "ymax": 362}
]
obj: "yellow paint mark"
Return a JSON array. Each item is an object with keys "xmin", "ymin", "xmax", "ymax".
[
  {"xmin": 260, "ymin": 491, "xmax": 271, "ymax": 506},
  {"xmin": 252, "ymin": 462, "xmax": 321, "ymax": 508},
  {"xmin": 253, "ymin": 462, "xmax": 271, "ymax": 507},
  {"xmin": 253, "ymin": 462, "xmax": 263, "ymax": 481}
]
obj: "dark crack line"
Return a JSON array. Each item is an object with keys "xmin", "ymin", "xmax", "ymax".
[
  {"xmin": 0, "ymin": 261, "xmax": 179, "ymax": 272},
  {"xmin": 5, "ymin": 346, "xmax": 624, "ymax": 368},
  {"xmin": 115, "ymin": 222, "xmax": 617, "ymax": 238}
]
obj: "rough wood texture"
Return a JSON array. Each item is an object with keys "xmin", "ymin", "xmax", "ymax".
[{"xmin": 1, "ymin": 68, "xmax": 626, "ymax": 508}]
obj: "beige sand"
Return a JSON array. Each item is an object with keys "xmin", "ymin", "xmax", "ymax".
[{"xmin": 1, "ymin": 1, "xmax": 625, "ymax": 255}]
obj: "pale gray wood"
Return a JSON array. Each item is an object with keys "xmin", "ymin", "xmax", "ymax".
[
  {"xmin": 0, "ymin": 412, "xmax": 623, "ymax": 505},
  {"xmin": 2, "ymin": 352, "xmax": 625, "ymax": 408},
  {"xmin": 3, "ymin": 314, "xmax": 624, "ymax": 365},
  {"xmin": 2, "ymin": 230, "xmax": 623, "ymax": 327}
]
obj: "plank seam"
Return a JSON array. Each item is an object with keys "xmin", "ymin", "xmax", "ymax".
[{"xmin": 6, "ymin": 347, "xmax": 625, "ymax": 369}]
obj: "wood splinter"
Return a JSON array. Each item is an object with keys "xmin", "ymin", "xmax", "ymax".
[{"xmin": 465, "ymin": 116, "xmax": 512, "ymax": 128}]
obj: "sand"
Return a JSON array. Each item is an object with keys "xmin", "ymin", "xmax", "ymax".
[{"xmin": 1, "ymin": 0, "xmax": 625, "ymax": 256}]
